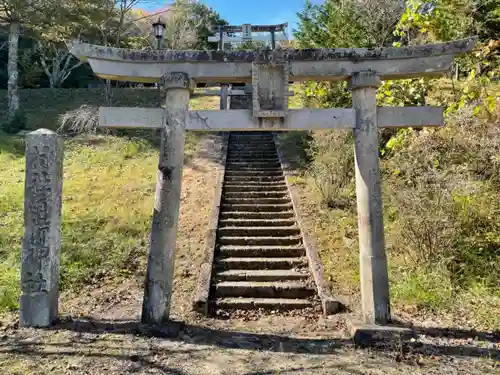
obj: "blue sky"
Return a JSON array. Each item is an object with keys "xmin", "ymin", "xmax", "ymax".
[{"xmin": 141, "ymin": 0, "xmax": 323, "ymax": 36}]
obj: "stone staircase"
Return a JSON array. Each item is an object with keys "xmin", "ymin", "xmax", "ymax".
[{"xmin": 211, "ymin": 132, "xmax": 319, "ymax": 314}]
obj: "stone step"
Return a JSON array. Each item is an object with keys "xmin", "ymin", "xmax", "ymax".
[
  {"xmin": 218, "ymin": 226, "xmax": 300, "ymax": 237},
  {"xmin": 229, "ymin": 138, "xmax": 274, "ymax": 141},
  {"xmin": 223, "ymin": 184, "xmax": 288, "ymax": 193},
  {"xmin": 220, "ymin": 203, "xmax": 293, "ymax": 212},
  {"xmin": 215, "ymin": 297, "xmax": 313, "ymax": 311},
  {"xmin": 214, "ymin": 281, "xmax": 315, "ymax": 299},
  {"xmin": 219, "ymin": 211, "xmax": 295, "ymax": 220},
  {"xmin": 218, "ymin": 245, "xmax": 305, "ymax": 257},
  {"xmin": 217, "ymin": 236, "xmax": 302, "ymax": 246},
  {"xmin": 223, "ymin": 175, "xmax": 284, "ymax": 183},
  {"xmin": 228, "ymin": 142, "xmax": 275, "ymax": 146},
  {"xmin": 214, "ymin": 269, "xmax": 308, "ymax": 282},
  {"xmin": 227, "ymin": 158, "xmax": 279, "ymax": 163},
  {"xmin": 224, "ymin": 180, "xmax": 287, "ymax": 186},
  {"xmin": 223, "ymin": 191, "xmax": 289, "ymax": 198},
  {"xmin": 228, "ymin": 144, "xmax": 276, "ymax": 148},
  {"xmin": 225, "ymin": 166, "xmax": 282, "ymax": 172},
  {"xmin": 227, "ymin": 152, "xmax": 278, "ymax": 157},
  {"xmin": 223, "ymin": 197, "xmax": 290, "ymax": 205},
  {"xmin": 227, "ymin": 149, "xmax": 276, "ymax": 153},
  {"xmin": 218, "ymin": 218, "xmax": 295, "ymax": 227},
  {"xmin": 226, "ymin": 161, "xmax": 281, "ymax": 168},
  {"xmin": 224, "ymin": 170, "xmax": 283, "ymax": 177},
  {"xmin": 216, "ymin": 256, "xmax": 307, "ymax": 270}
]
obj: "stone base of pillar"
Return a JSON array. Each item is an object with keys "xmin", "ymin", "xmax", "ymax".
[{"xmin": 347, "ymin": 318, "xmax": 414, "ymax": 348}]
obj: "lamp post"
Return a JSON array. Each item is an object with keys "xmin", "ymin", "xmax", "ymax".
[
  {"xmin": 152, "ymin": 18, "xmax": 166, "ymax": 136},
  {"xmin": 152, "ymin": 18, "xmax": 166, "ymax": 50}
]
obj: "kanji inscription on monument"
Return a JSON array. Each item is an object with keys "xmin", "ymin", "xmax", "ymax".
[{"xmin": 20, "ymin": 129, "xmax": 63, "ymax": 327}]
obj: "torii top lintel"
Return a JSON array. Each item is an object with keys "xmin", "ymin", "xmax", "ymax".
[{"xmin": 69, "ymin": 38, "xmax": 476, "ymax": 84}]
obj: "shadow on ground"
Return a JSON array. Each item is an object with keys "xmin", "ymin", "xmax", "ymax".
[{"xmin": 23, "ymin": 317, "xmax": 497, "ymax": 360}]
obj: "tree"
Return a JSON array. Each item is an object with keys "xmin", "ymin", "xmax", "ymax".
[
  {"xmin": 37, "ymin": 42, "xmax": 84, "ymax": 88},
  {"xmin": 0, "ymin": 0, "xmax": 56, "ymax": 119},
  {"xmin": 294, "ymin": 0, "xmax": 403, "ymax": 48}
]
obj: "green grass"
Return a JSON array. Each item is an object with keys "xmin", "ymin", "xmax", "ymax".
[
  {"xmin": 278, "ymin": 107, "xmax": 500, "ymax": 331},
  {"xmin": 0, "ymin": 130, "xmax": 201, "ymax": 313}
]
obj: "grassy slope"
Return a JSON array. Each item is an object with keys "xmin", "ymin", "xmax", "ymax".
[
  {"xmin": 0, "ymin": 94, "xmax": 219, "ymax": 314},
  {"xmin": 281, "ymin": 82, "xmax": 500, "ymax": 331}
]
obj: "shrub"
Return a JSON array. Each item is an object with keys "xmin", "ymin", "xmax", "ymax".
[
  {"xmin": 307, "ymin": 131, "xmax": 355, "ymax": 208},
  {"xmin": 1, "ymin": 110, "xmax": 27, "ymax": 134},
  {"xmin": 58, "ymin": 105, "xmax": 103, "ymax": 135}
]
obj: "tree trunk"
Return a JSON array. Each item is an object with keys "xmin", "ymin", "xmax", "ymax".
[{"xmin": 8, "ymin": 21, "xmax": 20, "ymax": 121}]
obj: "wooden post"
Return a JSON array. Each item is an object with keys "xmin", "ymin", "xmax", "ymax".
[
  {"xmin": 20, "ymin": 129, "xmax": 63, "ymax": 327},
  {"xmin": 141, "ymin": 72, "xmax": 193, "ymax": 324},
  {"xmin": 349, "ymin": 71, "xmax": 391, "ymax": 325}
]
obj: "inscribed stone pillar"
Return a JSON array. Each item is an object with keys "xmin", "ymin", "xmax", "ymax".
[
  {"xmin": 220, "ymin": 84, "xmax": 229, "ymax": 110},
  {"xmin": 142, "ymin": 72, "xmax": 193, "ymax": 325},
  {"xmin": 20, "ymin": 129, "xmax": 63, "ymax": 327},
  {"xmin": 350, "ymin": 71, "xmax": 391, "ymax": 325}
]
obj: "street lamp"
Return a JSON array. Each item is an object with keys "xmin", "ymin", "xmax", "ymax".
[{"xmin": 152, "ymin": 18, "xmax": 166, "ymax": 50}]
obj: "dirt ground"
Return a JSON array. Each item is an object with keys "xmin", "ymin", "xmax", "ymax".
[{"xmin": 0, "ymin": 135, "xmax": 498, "ymax": 374}]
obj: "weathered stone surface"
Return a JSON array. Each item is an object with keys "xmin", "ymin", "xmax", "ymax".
[
  {"xmin": 348, "ymin": 318, "xmax": 415, "ymax": 348},
  {"xmin": 70, "ymin": 38, "xmax": 476, "ymax": 63},
  {"xmin": 20, "ymin": 129, "xmax": 63, "ymax": 327},
  {"xmin": 193, "ymin": 133, "xmax": 228, "ymax": 315},
  {"xmin": 351, "ymin": 71, "xmax": 390, "ymax": 325},
  {"xmin": 141, "ymin": 73, "xmax": 190, "ymax": 325},
  {"xmin": 252, "ymin": 62, "xmax": 289, "ymax": 118},
  {"xmin": 99, "ymin": 107, "xmax": 444, "ymax": 130},
  {"xmin": 69, "ymin": 39, "xmax": 476, "ymax": 83}
]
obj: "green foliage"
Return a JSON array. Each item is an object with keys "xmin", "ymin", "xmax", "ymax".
[
  {"xmin": 377, "ymin": 78, "xmax": 430, "ymax": 107},
  {"xmin": 1, "ymin": 110, "xmax": 27, "ymax": 134},
  {"xmin": 298, "ymin": 81, "xmax": 351, "ymax": 109},
  {"xmin": 394, "ymin": 0, "xmax": 475, "ymax": 44},
  {"xmin": 306, "ymin": 131, "xmax": 355, "ymax": 209},
  {"xmin": 446, "ymin": 41, "xmax": 499, "ymax": 116},
  {"xmin": 295, "ymin": 0, "xmax": 402, "ymax": 48}
]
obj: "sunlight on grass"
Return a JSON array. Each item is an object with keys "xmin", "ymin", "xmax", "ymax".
[{"xmin": 0, "ymin": 132, "xmax": 200, "ymax": 313}]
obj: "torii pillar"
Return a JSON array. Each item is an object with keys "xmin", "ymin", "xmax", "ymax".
[{"xmin": 142, "ymin": 72, "xmax": 194, "ymax": 324}]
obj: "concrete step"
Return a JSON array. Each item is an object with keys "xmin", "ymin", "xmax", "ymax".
[
  {"xmin": 226, "ymin": 162, "xmax": 281, "ymax": 168},
  {"xmin": 215, "ymin": 256, "xmax": 307, "ymax": 270},
  {"xmin": 227, "ymin": 145, "xmax": 275, "ymax": 149},
  {"xmin": 218, "ymin": 226, "xmax": 300, "ymax": 237},
  {"xmin": 223, "ymin": 197, "xmax": 290, "ymax": 205},
  {"xmin": 218, "ymin": 245, "xmax": 305, "ymax": 257},
  {"xmin": 225, "ymin": 167, "xmax": 282, "ymax": 172},
  {"xmin": 214, "ymin": 269, "xmax": 309, "ymax": 282},
  {"xmin": 224, "ymin": 170, "xmax": 283, "ymax": 177},
  {"xmin": 227, "ymin": 158, "xmax": 279, "ymax": 163},
  {"xmin": 217, "ymin": 235, "xmax": 302, "ymax": 246},
  {"xmin": 215, "ymin": 281, "xmax": 315, "ymax": 298},
  {"xmin": 227, "ymin": 149, "xmax": 276, "ymax": 153},
  {"xmin": 227, "ymin": 152, "xmax": 278, "ymax": 157},
  {"xmin": 223, "ymin": 191, "xmax": 288, "ymax": 199},
  {"xmin": 218, "ymin": 218, "xmax": 295, "ymax": 227},
  {"xmin": 223, "ymin": 176, "xmax": 284, "ymax": 183},
  {"xmin": 219, "ymin": 211, "xmax": 295, "ymax": 220},
  {"xmin": 215, "ymin": 297, "xmax": 313, "ymax": 311},
  {"xmin": 223, "ymin": 184, "xmax": 288, "ymax": 193},
  {"xmin": 220, "ymin": 203, "xmax": 293, "ymax": 212}
]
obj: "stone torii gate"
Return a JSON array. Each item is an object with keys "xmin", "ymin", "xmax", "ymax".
[{"xmin": 19, "ymin": 38, "xmax": 476, "ymax": 329}]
